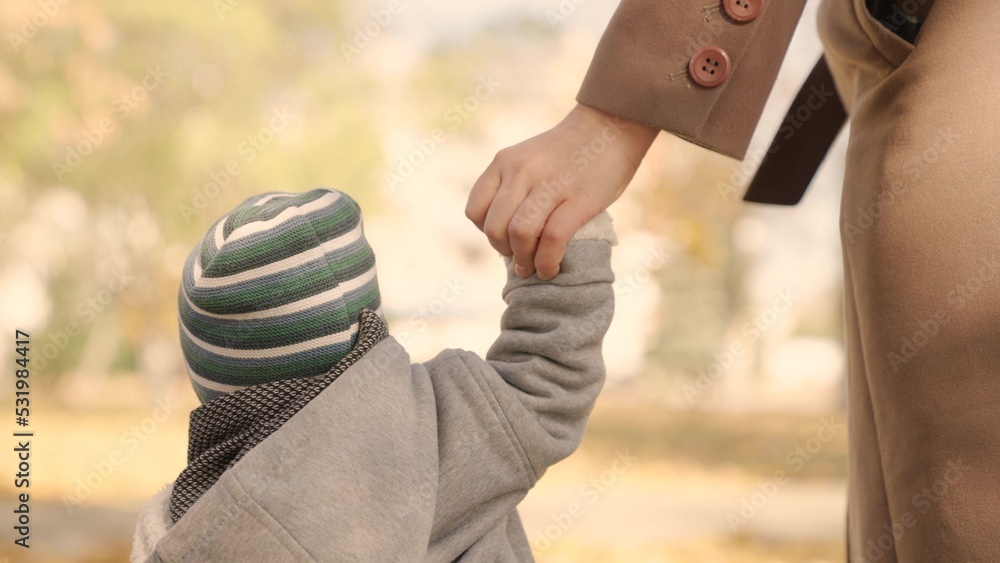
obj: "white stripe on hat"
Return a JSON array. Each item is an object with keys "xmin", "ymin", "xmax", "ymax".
[
  {"xmin": 213, "ymin": 219, "xmax": 226, "ymax": 253},
  {"xmin": 252, "ymin": 192, "xmax": 296, "ymax": 206},
  {"xmin": 185, "ymin": 359, "xmax": 246, "ymax": 393},
  {"xmin": 227, "ymin": 190, "xmax": 342, "ymax": 244},
  {"xmin": 192, "ymin": 219, "xmax": 365, "ymax": 288},
  {"xmin": 180, "ymin": 317, "xmax": 359, "ymax": 360},
  {"xmin": 183, "ymin": 265, "xmax": 378, "ymax": 320}
]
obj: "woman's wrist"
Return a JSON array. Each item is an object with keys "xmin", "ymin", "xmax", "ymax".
[{"xmin": 565, "ymin": 103, "xmax": 659, "ymax": 166}]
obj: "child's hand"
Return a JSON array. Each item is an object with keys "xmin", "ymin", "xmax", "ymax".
[{"xmin": 466, "ymin": 103, "xmax": 657, "ymax": 280}]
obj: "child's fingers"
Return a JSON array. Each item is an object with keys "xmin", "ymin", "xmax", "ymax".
[{"xmin": 535, "ymin": 201, "xmax": 593, "ymax": 281}]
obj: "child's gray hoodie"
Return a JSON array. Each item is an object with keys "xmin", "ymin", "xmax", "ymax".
[{"xmin": 132, "ymin": 213, "xmax": 617, "ymax": 562}]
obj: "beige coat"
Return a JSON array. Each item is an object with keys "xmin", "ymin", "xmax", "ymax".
[{"xmin": 577, "ymin": 1, "xmax": 1000, "ymax": 560}]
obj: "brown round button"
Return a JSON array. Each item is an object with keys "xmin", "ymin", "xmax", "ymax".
[
  {"xmin": 723, "ymin": 0, "xmax": 765, "ymax": 23},
  {"xmin": 688, "ymin": 46, "xmax": 731, "ymax": 88}
]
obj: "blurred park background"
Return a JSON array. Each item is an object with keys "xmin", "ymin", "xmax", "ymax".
[{"xmin": 0, "ymin": 0, "xmax": 852, "ymax": 561}]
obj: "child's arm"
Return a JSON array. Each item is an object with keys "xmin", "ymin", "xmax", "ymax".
[
  {"xmin": 421, "ymin": 212, "xmax": 616, "ymax": 558},
  {"xmin": 484, "ymin": 210, "xmax": 616, "ymax": 474}
]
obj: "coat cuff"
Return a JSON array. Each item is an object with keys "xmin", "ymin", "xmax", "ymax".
[{"xmin": 576, "ymin": 0, "xmax": 807, "ymax": 160}]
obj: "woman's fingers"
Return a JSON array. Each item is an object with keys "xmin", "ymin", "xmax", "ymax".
[
  {"xmin": 534, "ymin": 201, "xmax": 594, "ymax": 281},
  {"xmin": 508, "ymin": 185, "xmax": 563, "ymax": 278},
  {"xmin": 465, "ymin": 157, "xmax": 502, "ymax": 232},
  {"xmin": 481, "ymin": 173, "xmax": 530, "ymax": 257}
]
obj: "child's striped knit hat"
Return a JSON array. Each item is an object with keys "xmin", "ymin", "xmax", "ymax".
[{"xmin": 178, "ymin": 188, "xmax": 382, "ymax": 403}]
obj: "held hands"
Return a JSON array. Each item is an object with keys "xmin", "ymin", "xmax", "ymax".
[{"xmin": 466, "ymin": 103, "xmax": 657, "ymax": 280}]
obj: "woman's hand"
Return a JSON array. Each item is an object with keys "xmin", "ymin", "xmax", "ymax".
[{"xmin": 466, "ymin": 103, "xmax": 657, "ymax": 280}]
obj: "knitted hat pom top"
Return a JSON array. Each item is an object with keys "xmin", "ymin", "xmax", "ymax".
[{"xmin": 178, "ymin": 188, "xmax": 382, "ymax": 403}]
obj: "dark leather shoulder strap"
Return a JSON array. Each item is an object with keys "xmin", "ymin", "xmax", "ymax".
[{"xmin": 742, "ymin": 55, "xmax": 847, "ymax": 206}]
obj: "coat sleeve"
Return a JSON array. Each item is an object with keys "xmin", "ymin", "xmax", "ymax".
[
  {"xmin": 576, "ymin": 0, "xmax": 808, "ymax": 159},
  {"xmin": 420, "ymin": 213, "xmax": 616, "ymax": 560}
]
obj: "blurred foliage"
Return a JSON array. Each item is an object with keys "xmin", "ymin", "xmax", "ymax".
[{"xmin": 0, "ymin": 0, "xmax": 393, "ymax": 377}]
